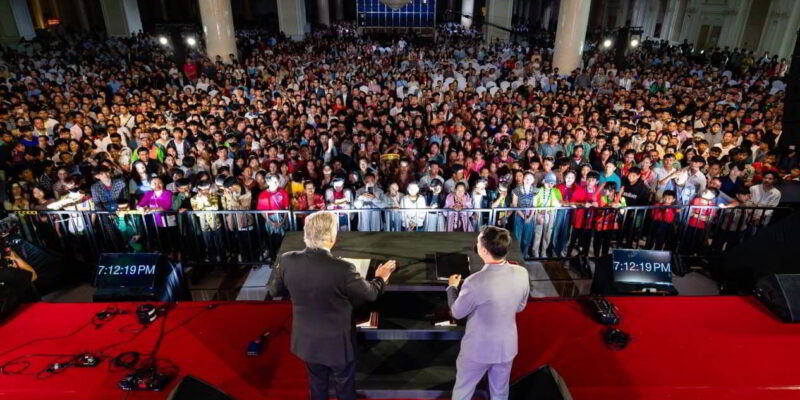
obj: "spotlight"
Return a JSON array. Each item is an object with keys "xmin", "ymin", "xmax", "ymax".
[
  {"xmin": 630, "ymin": 39, "xmax": 640, "ymax": 48},
  {"xmin": 186, "ymin": 37, "xmax": 196, "ymax": 47},
  {"xmin": 602, "ymin": 39, "xmax": 612, "ymax": 49},
  {"xmin": 158, "ymin": 36, "xmax": 168, "ymax": 46}
]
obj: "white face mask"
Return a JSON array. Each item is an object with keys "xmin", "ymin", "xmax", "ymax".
[{"xmin": 523, "ymin": 176, "xmax": 535, "ymax": 187}]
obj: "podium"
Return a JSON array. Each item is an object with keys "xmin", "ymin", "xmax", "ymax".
[{"xmin": 273, "ymin": 232, "xmax": 526, "ymax": 398}]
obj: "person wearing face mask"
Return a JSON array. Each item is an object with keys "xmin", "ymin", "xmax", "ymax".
[
  {"xmin": 257, "ymin": 174, "xmax": 289, "ymax": 261},
  {"xmin": 401, "ymin": 182, "xmax": 427, "ymax": 231},
  {"xmin": 424, "ymin": 178, "xmax": 447, "ymax": 232},
  {"xmin": 325, "ymin": 177, "xmax": 354, "ymax": 231},
  {"xmin": 673, "ymin": 169, "xmax": 697, "ymax": 207},
  {"xmin": 531, "ymin": 173, "xmax": 562, "ymax": 258},
  {"xmin": 354, "ymin": 172, "xmax": 386, "ymax": 232},
  {"xmin": 511, "ymin": 171, "xmax": 537, "ymax": 257}
]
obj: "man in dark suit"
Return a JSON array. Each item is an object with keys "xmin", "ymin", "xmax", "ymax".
[{"xmin": 269, "ymin": 211, "xmax": 396, "ymax": 400}]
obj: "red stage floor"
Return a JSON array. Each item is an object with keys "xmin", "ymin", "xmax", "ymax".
[{"xmin": 0, "ymin": 296, "xmax": 798, "ymax": 399}]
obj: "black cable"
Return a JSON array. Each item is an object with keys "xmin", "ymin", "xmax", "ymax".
[{"xmin": 110, "ymin": 351, "xmax": 140, "ymax": 371}]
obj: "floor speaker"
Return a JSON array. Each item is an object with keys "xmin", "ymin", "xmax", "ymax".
[
  {"xmin": 166, "ymin": 375, "xmax": 234, "ymax": 400},
  {"xmin": 509, "ymin": 365, "xmax": 572, "ymax": 400},
  {"xmin": 755, "ymin": 274, "xmax": 800, "ymax": 323}
]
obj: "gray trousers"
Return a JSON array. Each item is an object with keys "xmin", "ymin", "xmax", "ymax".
[{"xmin": 452, "ymin": 352, "xmax": 514, "ymax": 400}]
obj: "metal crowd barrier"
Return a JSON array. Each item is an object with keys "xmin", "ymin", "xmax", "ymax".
[{"xmin": 9, "ymin": 206, "xmax": 791, "ymax": 267}]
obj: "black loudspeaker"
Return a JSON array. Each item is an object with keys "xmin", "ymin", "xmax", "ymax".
[
  {"xmin": 509, "ymin": 365, "xmax": 572, "ymax": 400},
  {"xmin": 167, "ymin": 375, "xmax": 234, "ymax": 400},
  {"xmin": 0, "ymin": 286, "xmax": 20, "ymax": 322},
  {"xmin": 720, "ymin": 212, "xmax": 800, "ymax": 292},
  {"xmin": 755, "ymin": 274, "xmax": 800, "ymax": 323}
]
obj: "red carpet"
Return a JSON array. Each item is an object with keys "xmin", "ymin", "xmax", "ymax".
[{"xmin": 0, "ymin": 297, "xmax": 798, "ymax": 399}]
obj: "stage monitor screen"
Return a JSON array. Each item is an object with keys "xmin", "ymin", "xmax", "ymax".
[
  {"xmin": 357, "ymin": 0, "xmax": 436, "ymax": 27},
  {"xmin": 94, "ymin": 253, "xmax": 163, "ymax": 289},
  {"xmin": 611, "ymin": 249, "xmax": 673, "ymax": 286}
]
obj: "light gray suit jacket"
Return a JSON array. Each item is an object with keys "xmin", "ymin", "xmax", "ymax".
[{"xmin": 447, "ymin": 262, "xmax": 530, "ymax": 364}]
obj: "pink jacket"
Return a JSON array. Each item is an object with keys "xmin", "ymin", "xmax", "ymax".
[{"xmin": 445, "ymin": 193, "xmax": 474, "ymax": 232}]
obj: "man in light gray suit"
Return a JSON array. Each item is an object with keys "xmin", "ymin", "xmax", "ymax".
[{"xmin": 447, "ymin": 226, "xmax": 530, "ymax": 400}]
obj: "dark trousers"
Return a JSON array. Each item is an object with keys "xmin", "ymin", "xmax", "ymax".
[
  {"xmin": 646, "ymin": 221, "xmax": 674, "ymax": 250},
  {"xmin": 593, "ymin": 230, "xmax": 615, "ymax": 257},
  {"xmin": 306, "ymin": 359, "xmax": 356, "ymax": 400}
]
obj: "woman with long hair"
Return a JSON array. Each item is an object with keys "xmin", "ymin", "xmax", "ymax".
[{"xmin": 128, "ymin": 160, "xmax": 152, "ymax": 207}]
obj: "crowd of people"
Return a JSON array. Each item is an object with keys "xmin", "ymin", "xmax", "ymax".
[{"xmin": 0, "ymin": 24, "xmax": 796, "ymax": 261}]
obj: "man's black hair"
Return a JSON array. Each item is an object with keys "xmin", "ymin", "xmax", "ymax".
[{"xmin": 479, "ymin": 226, "xmax": 511, "ymax": 259}]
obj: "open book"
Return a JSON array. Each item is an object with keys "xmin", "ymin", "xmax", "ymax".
[
  {"xmin": 342, "ymin": 258, "xmax": 371, "ymax": 279},
  {"xmin": 356, "ymin": 312, "xmax": 379, "ymax": 329}
]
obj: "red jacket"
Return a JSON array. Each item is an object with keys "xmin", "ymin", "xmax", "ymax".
[
  {"xmin": 652, "ymin": 203, "xmax": 677, "ymax": 223},
  {"xmin": 257, "ymin": 189, "xmax": 289, "ymax": 211},
  {"xmin": 557, "ymin": 183, "xmax": 589, "ymax": 229},
  {"xmin": 688, "ymin": 197, "xmax": 714, "ymax": 228}
]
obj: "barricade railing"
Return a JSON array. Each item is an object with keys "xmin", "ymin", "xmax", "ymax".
[{"xmin": 9, "ymin": 206, "xmax": 791, "ymax": 267}]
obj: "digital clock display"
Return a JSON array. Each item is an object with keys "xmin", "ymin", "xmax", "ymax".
[
  {"xmin": 612, "ymin": 249, "xmax": 673, "ymax": 286},
  {"xmin": 94, "ymin": 253, "xmax": 163, "ymax": 289}
]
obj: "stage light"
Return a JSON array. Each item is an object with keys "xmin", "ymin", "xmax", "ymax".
[
  {"xmin": 630, "ymin": 39, "xmax": 639, "ymax": 48},
  {"xmin": 602, "ymin": 39, "xmax": 612, "ymax": 49},
  {"xmin": 158, "ymin": 36, "xmax": 168, "ymax": 46},
  {"xmin": 186, "ymin": 37, "xmax": 196, "ymax": 47}
]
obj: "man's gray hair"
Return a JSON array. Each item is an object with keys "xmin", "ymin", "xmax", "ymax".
[{"xmin": 304, "ymin": 211, "xmax": 339, "ymax": 249}]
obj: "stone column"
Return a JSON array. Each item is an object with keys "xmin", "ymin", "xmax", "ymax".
[
  {"xmin": 99, "ymin": 0, "xmax": 142, "ymax": 37},
  {"xmin": 461, "ymin": 0, "xmax": 474, "ymax": 28},
  {"xmin": 334, "ymin": 0, "xmax": 343, "ymax": 21},
  {"xmin": 523, "ymin": 0, "xmax": 531, "ymax": 23},
  {"xmin": 552, "ymin": 0, "xmax": 592, "ymax": 74},
  {"xmin": 0, "ymin": 0, "xmax": 36, "ymax": 43},
  {"xmin": 47, "ymin": 0, "xmax": 59, "ymax": 19},
  {"xmin": 159, "ymin": 0, "xmax": 168, "ymax": 21},
  {"xmin": 199, "ymin": 0, "xmax": 237, "ymax": 62},
  {"xmin": 76, "ymin": 0, "xmax": 90, "ymax": 30},
  {"xmin": 278, "ymin": 0, "xmax": 307, "ymax": 41},
  {"xmin": 317, "ymin": 0, "xmax": 330, "ymax": 26},
  {"xmin": 486, "ymin": 0, "xmax": 514, "ymax": 42},
  {"xmin": 29, "ymin": 0, "xmax": 44, "ymax": 29}
]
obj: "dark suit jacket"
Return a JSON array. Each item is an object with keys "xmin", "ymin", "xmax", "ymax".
[{"xmin": 269, "ymin": 247, "xmax": 385, "ymax": 366}]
